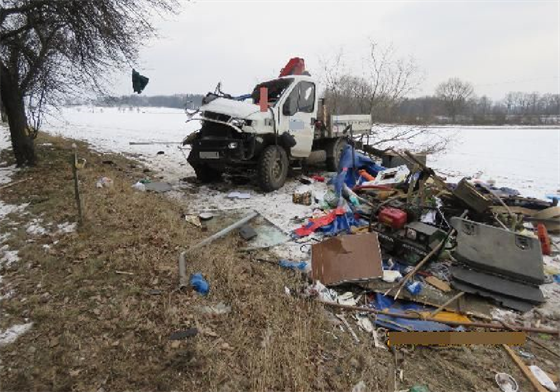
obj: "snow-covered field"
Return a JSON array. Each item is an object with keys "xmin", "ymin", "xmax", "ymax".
[{"xmin": 44, "ymin": 106, "xmax": 560, "ymax": 200}]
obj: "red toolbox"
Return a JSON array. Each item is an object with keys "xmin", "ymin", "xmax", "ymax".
[{"xmin": 378, "ymin": 208, "xmax": 407, "ymax": 229}]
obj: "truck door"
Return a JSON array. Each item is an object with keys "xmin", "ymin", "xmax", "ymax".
[{"xmin": 279, "ymin": 81, "xmax": 316, "ymax": 158}]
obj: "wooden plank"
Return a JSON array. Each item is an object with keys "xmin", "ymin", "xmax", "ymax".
[
  {"xmin": 425, "ymin": 276, "xmax": 452, "ymax": 292},
  {"xmin": 429, "ymin": 292, "xmax": 465, "ymax": 317},
  {"xmin": 502, "ymin": 344, "xmax": 549, "ymax": 392}
]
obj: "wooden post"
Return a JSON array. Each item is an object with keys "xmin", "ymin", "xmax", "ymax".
[
  {"xmin": 72, "ymin": 150, "xmax": 83, "ymax": 227},
  {"xmin": 502, "ymin": 344, "xmax": 549, "ymax": 392}
]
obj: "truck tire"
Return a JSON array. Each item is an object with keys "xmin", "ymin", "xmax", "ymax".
[
  {"xmin": 326, "ymin": 138, "xmax": 347, "ymax": 171},
  {"xmin": 192, "ymin": 163, "xmax": 222, "ymax": 183},
  {"xmin": 257, "ymin": 145, "xmax": 289, "ymax": 192}
]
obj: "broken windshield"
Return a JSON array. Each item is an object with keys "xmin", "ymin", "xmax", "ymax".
[{"xmin": 251, "ymin": 78, "xmax": 294, "ymax": 106}]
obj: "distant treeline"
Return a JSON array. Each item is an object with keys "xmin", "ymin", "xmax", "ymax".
[
  {"xmin": 80, "ymin": 89, "xmax": 558, "ymax": 126},
  {"xmin": 395, "ymin": 92, "xmax": 560, "ymax": 125},
  {"xmin": 92, "ymin": 94, "xmax": 205, "ymax": 109}
]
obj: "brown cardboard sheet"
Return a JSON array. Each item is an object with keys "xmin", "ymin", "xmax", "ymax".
[{"xmin": 311, "ymin": 233, "xmax": 382, "ymax": 286}]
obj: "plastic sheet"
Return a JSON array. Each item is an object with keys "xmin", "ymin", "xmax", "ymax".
[{"xmin": 370, "ymin": 293, "xmax": 461, "ymax": 332}]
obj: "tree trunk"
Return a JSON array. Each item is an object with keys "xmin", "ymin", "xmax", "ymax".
[{"xmin": 0, "ymin": 69, "xmax": 37, "ymax": 166}]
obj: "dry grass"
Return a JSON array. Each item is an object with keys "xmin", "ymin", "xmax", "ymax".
[{"xmin": 0, "ymin": 133, "xmax": 558, "ymax": 392}]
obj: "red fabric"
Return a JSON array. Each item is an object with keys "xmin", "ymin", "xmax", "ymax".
[
  {"xmin": 294, "ymin": 207, "xmax": 345, "ymax": 237},
  {"xmin": 311, "ymin": 175, "xmax": 325, "ymax": 182}
]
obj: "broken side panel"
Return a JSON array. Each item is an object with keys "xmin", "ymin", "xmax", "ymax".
[{"xmin": 451, "ymin": 217, "xmax": 545, "ymax": 285}]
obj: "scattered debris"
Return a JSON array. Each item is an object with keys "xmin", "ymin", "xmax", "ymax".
[
  {"xmin": 198, "ymin": 212, "xmax": 214, "ymax": 221},
  {"xmin": 178, "ymin": 211, "xmax": 259, "ymax": 290},
  {"xmin": 529, "ymin": 366, "xmax": 558, "ymax": 392},
  {"xmin": 336, "ymin": 313, "xmax": 360, "ymax": 343},
  {"xmin": 409, "ymin": 386, "xmax": 430, "ymax": 392},
  {"xmin": 131, "ymin": 181, "xmax": 146, "ymax": 191},
  {"xmin": 227, "ymin": 191, "xmax": 251, "ymax": 199},
  {"xmin": 184, "ymin": 214, "xmax": 202, "ymax": 227},
  {"xmin": 239, "ymin": 225, "xmax": 257, "ymax": 240},
  {"xmin": 424, "ymin": 276, "xmax": 451, "ymax": 292},
  {"xmin": 169, "ymin": 328, "xmax": 198, "ymax": 340},
  {"xmin": 495, "ymin": 373, "xmax": 518, "ymax": 392},
  {"xmin": 502, "ymin": 344, "xmax": 550, "ymax": 392},
  {"xmin": 278, "ymin": 260, "xmax": 309, "ymax": 271},
  {"xmin": 382, "ymin": 270, "xmax": 402, "ymax": 283},
  {"xmin": 190, "ymin": 273, "xmax": 210, "ymax": 295},
  {"xmin": 144, "ymin": 182, "xmax": 172, "ymax": 193},
  {"xmin": 96, "ymin": 176, "xmax": 114, "ymax": 188},
  {"xmin": 312, "ymin": 233, "xmax": 383, "ymax": 286},
  {"xmin": 195, "ymin": 302, "xmax": 231, "ymax": 315}
]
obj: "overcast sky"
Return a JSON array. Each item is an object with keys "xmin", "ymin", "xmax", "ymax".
[{"xmin": 113, "ymin": 0, "xmax": 559, "ymax": 100}]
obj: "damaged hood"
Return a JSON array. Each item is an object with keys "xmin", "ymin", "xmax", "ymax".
[{"xmin": 201, "ymin": 98, "xmax": 262, "ymax": 120}]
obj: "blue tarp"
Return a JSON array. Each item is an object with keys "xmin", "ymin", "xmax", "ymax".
[
  {"xmin": 370, "ymin": 293, "xmax": 462, "ymax": 332},
  {"xmin": 317, "ymin": 210, "xmax": 368, "ymax": 236},
  {"xmin": 332, "ymin": 145, "xmax": 386, "ymax": 195}
]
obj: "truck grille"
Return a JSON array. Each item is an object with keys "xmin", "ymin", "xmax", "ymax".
[{"xmin": 203, "ymin": 111, "xmax": 232, "ymax": 123}]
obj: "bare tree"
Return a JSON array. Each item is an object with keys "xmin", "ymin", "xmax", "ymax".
[
  {"xmin": 320, "ymin": 40, "xmax": 423, "ymax": 122},
  {"xmin": 319, "ymin": 41, "xmax": 451, "ymax": 154},
  {"xmin": 0, "ymin": 0, "xmax": 176, "ymax": 166},
  {"xmin": 435, "ymin": 78, "xmax": 474, "ymax": 122}
]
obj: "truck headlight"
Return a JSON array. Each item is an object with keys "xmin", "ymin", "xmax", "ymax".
[
  {"xmin": 228, "ymin": 142, "xmax": 239, "ymax": 149},
  {"xmin": 230, "ymin": 118, "xmax": 246, "ymax": 127}
]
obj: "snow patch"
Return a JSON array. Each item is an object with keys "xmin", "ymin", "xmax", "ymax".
[
  {"xmin": 0, "ymin": 289, "xmax": 15, "ymax": 301},
  {"xmin": 57, "ymin": 222, "xmax": 77, "ymax": 234},
  {"xmin": 26, "ymin": 218, "xmax": 48, "ymax": 236},
  {"xmin": 0, "ymin": 164, "xmax": 17, "ymax": 186},
  {"xmin": 0, "ymin": 323, "xmax": 33, "ymax": 346},
  {"xmin": 0, "ymin": 233, "xmax": 10, "ymax": 244},
  {"xmin": 0, "ymin": 202, "xmax": 27, "ymax": 220},
  {"xmin": 0, "ymin": 245, "xmax": 19, "ymax": 266}
]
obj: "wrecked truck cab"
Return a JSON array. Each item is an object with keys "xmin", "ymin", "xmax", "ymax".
[
  {"xmin": 184, "ymin": 71, "xmax": 361, "ymax": 191},
  {"xmin": 184, "ymin": 96, "xmax": 276, "ymax": 172}
]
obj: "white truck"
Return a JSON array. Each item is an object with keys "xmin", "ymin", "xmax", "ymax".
[{"xmin": 183, "ymin": 59, "xmax": 371, "ymax": 191}]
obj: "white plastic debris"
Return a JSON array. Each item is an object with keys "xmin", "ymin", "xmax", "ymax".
[
  {"xmin": 337, "ymin": 292, "xmax": 358, "ymax": 306},
  {"xmin": 184, "ymin": 215, "xmax": 202, "ymax": 227},
  {"xmin": 382, "ymin": 270, "xmax": 402, "ymax": 283},
  {"xmin": 227, "ymin": 191, "xmax": 251, "ymax": 199},
  {"xmin": 371, "ymin": 165, "xmax": 410, "ymax": 186},
  {"xmin": 131, "ymin": 182, "xmax": 146, "ymax": 192},
  {"xmin": 305, "ymin": 281, "xmax": 338, "ymax": 303},
  {"xmin": 352, "ymin": 381, "xmax": 366, "ymax": 392},
  {"xmin": 495, "ymin": 373, "xmax": 518, "ymax": 392},
  {"xmin": 529, "ymin": 365, "xmax": 557, "ymax": 391},
  {"xmin": 96, "ymin": 176, "xmax": 114, "ymax": 188}
]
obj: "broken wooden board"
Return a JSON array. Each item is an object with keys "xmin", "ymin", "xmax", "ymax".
[
  {"xmin": 363, "ymin": 279, "xmax": 494, "ymax": 319},
  {"xmin": 425, "ymin": 276, "xmax": 451, "ymax": 292}
]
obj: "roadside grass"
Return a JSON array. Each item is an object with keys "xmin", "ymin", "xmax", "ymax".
[
  {"xmin": 0, "ymin": 133, "xmax": 390, "ymax": 392},
  {"xmin": 0, "ymin": 133, "xmax": 555, "ymax": 392}
]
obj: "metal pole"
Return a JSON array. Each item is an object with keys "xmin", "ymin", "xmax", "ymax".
[
  {"xmin": 178, "ymin": 211, "xmax": 259, "ymax": 290},
  {"xmin": 72, "ymin": 151, "xmax": 83, "ymax": 227}
]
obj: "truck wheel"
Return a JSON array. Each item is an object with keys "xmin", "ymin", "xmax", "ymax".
[
  {"xmin": 257, "ymin": 145, "xmax": 288, "ymax": 192},
  {"xmin": 192, "ymin": 164, "xmax": 222, "ymax": 183},
  {"xmin": 326, "ymin": 138, "xmax": 347, "ymax": 171}
]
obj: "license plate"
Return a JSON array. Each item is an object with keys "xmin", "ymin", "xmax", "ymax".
[{"xmin": 199, "ymin": 151, "xmax": 220, "ymax": 159}]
